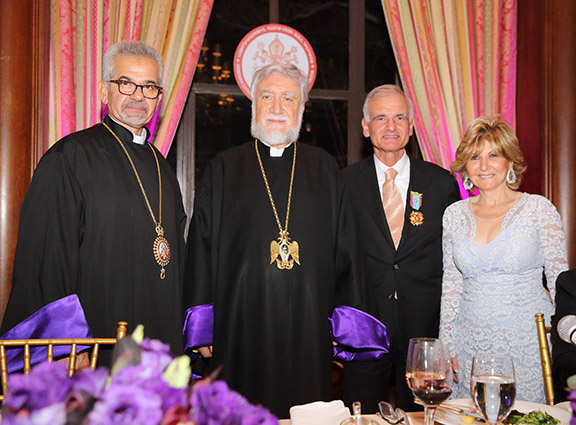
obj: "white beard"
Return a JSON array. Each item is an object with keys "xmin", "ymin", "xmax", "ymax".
[{"xmin": 251, "ymin": 113, "xmax": 303, "ymax": 146}]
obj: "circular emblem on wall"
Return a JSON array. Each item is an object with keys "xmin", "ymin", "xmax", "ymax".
[{"xmin": 233, "ymin": 24, "xmax": 317, "ymax": 99}]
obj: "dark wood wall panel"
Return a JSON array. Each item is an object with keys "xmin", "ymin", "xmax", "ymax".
[
  {"xmin": 545, "ymin": 0, "xmax": 576, "ymax": 267},
  {"xmin": 516, "ymin": 0, "xmax": 544, "ymax": 196},
  {"xmin": 517, "ymin": 0, "xmax": 575, "ymax": 267},
  {"xmin": 0, "ymin": 0, "xmax": 48, "ymax": 325}
]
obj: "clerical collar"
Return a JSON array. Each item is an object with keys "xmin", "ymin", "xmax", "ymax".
[
  {"xmin": 259, "ymin": 140, "xmax": 294, "ymax": 157},
  {"xmin": 109, "ymin": 116, "xmax": 148, "ymax": 145}
]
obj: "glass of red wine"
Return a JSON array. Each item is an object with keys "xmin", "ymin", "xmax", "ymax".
[{"xmin": 406, "ymin": 338, "xmax": 453, "ymax": 425}]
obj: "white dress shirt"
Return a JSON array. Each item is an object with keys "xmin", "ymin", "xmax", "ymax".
[{"xmin": 374, "ymin": 151, "xmax": 411, "ymax": 204}]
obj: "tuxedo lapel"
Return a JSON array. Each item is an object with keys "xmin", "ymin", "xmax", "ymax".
[
  {"xmin": 354, "ymin": 158, "xmax": 392, "ymax": 242},
  {"xmin": 397, "ymin": 158, "xmax": 432, "ymax": 251}
]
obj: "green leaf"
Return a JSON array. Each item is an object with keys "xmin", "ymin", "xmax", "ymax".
[
  {"xmin": 567, "ymin": 374, "xmax": 576, "ymax": 390},
  {"xmin": 131, "ymin": 324, "xmax": 145, "ymax": 344},
  {"xmin": 163, "ymin": 355, "xmax": 192, "ymax": 388}
]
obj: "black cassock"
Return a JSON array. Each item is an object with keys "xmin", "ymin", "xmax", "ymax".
[
  {"xmin": 1, "ymin": 116, "xmax": 186, "ymax": 357},
  {"xmin": 185, "ymin": 141, "xmax": 362, "ymax": 418}
]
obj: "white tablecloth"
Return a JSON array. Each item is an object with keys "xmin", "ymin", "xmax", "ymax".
[{"xmin": 279, "ymin": 411, "xmax": 425, "ymax": 425}]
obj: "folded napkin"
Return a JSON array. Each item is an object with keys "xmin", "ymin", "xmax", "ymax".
[{"xmin": 290, "ymin": 400, "xmax": 351, "ymax": 425}]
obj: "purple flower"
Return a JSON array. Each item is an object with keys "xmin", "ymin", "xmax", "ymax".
[
  {"xmin": 111, "ymin": 359, "xmax": 188, "ymax": 414},
  {"xmin": 191, "ymin": 381, "xmax": 277, "ymax": 425},
  {"xmin": 87, "ymin": 383, "xmax": 163, "ymax": 425},
  {"xmin": 70, "ymin": 367, "xmax": 108, "ymax": 398},
  {"xmin": 568, "ymin": 389, "xmax": 576, "ymax": 425},
  {"xmin": 1, "ymin": 402, "xmax": 67, "ymax": 425},
  {"xmin": 238, "ymin": 405, "xmax": 278, "ymax": 425},
  {"xmin": 140, "ymin": 338, "xmax": 173, "ymax": 372},
  {"xmin": 192, "ymin": 381, "xmax": 248, "ymax": 424},
  {"xmin": 65, "ymin": 367, "xmax": 109, "ymax": 424},
  {"xmin": 160, "ymin": 405, "xmax": 194, "ymax": 425},
  {"xmin": 113, "ymin": 363, "xmax": 164, "ymax": 385},
  {"xmin": 143, "ymin": 377, "xmax": 188, "ymax": 413},
  {"xmin": 4, "ymin": 362, "xmax": 72, "ymax": 411}
]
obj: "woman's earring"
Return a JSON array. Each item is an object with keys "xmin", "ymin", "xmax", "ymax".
[
  {"xmin": 463, "ymin": 176, "xmax": 473, "ymax": 190},
  {"xmin": 506, "ymin": 168, "xmax": 517, "ymax": 185}
]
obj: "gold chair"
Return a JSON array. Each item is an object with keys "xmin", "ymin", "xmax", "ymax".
[
  {"xmin": 535, "ymin": 313, "xmax": 554, "ymax": 405},
  {"xmin": 0, "ymin": 320, "xmax": 128, "ymax": 401}
]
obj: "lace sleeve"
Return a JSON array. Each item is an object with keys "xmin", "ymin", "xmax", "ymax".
[
  {"xmin": 439, "ymin": 206, "xmax": 464, "ymax": 358},
  {"xmin": 538, "ymin": 197, "xmax": 569, "ymax": 302}
]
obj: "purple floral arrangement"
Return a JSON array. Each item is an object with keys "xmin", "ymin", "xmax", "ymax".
[
  {"xmin": 1, "ymin": 326, "xmax": 278, "ymax": 425},
  {"xmin": 569, "ymin": 391, "xmax": 576, "ymax": 425}
]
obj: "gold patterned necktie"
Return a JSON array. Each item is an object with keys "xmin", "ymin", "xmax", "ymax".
[{"xmin": 382, "ymin": 168, "xmax": 404, "ymax": 249}]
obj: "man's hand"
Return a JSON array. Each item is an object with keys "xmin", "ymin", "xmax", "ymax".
[
  {"xmin": 57, "ymin": 351, "xmax": 91, "ymax": 370},
  {"xmin": 198, "ymin": 346, "xmax": 213, "ymax": 358}
]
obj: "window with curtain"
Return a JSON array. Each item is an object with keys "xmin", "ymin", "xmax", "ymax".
[{"xmin": 171, "ymin": 0, "xmax": 418, "ymax": 216}]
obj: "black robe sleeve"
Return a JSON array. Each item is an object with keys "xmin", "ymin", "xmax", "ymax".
[
  {"xmin": 183, "ymin": 158, "xmax": 217, "ymax": 309},
  {"xmin": 1, "ymin": 150, "xmax": 84, "ymax": 332},
  {"xmin": 551, "ymin": 269, "xmax": 576, "ymax": 402}
]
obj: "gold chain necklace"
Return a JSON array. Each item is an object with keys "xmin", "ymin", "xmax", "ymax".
[
  {"xmin": 103, "ymin": 122, "xmax": 170, "ymax": 279},
  {"xmin": 254, "ymin": 140, "xmax": 300, "ymax": 270}
]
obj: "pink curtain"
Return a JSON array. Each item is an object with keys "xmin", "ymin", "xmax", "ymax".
[
  {"xmin": 381, "ymin": 0, "xmax": 517, "ymax": 173},
  {"xmin": 48, "ymin": 0, "xmax": 213, "ymax": 156}
]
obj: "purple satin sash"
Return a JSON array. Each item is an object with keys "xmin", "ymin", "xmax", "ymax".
[
  {"xmin": 0, "ymin": 294, "xmax": 92, "ymax": 373},
  {"xmin": 182, "ymin": 303, "xmax": 388, "ymax": 362},
  {"xmin": 182, "ymin": 304, "xmax": 214, "ymax": 356},
  {"xmin": 329, "ymin": 305, "xmax": 390, "ymax": 362}
]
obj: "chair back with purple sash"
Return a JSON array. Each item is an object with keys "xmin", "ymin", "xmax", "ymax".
[
  {"xmin": 0, "ymin": 320, "xmax": 128, "ymax": 401},
  {"xmin": 0, "ymin": 295, "xmax": 128, "ymax": 402}
]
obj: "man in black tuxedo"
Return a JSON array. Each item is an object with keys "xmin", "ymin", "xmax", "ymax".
[
  {"xmin": 551, "ymin": 268, "xmax": 576, "ymax": 403},
  {"xmin": 340, "ymin": 85, "xmax": 460, "ymax": 412}
]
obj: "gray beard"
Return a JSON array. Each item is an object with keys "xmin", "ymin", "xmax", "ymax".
[
  {"xmin": 250, "ymin": 114, "xmax": 302, "ymax": 146},
  {"xmin": 120, "ymin": 100, "xmax": 150, "ymax": 128}
]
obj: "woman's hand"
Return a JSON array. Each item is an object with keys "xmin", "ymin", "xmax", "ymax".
[{"xmin": 451, "ymin": 355, "xmax": 460, "ymax": 383}]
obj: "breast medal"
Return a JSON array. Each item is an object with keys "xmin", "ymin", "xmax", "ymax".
[{"xmin": 409, "ymin": 191, "xmax": 424, "ymax": 226}]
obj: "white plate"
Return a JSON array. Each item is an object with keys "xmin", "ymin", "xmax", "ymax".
[{"xmin": 434, "ymin": 398, "xmax": 571, "ymax": 425}]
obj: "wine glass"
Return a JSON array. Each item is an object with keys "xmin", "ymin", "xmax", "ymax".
[
  {"xmin": 406, "ymin": 338, "xmax": 453, "ymax": 425},
  {"xmin": 470, "ymin": 354, "xmax": 516, "ymax": 425}
]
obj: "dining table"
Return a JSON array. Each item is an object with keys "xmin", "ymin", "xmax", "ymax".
[
  {"xmin": 278, "ymin": 399, "xmax": 573, "ymax": 425},
  {"xmin": 279, "ymin": 411, "xmax": 426, "ymax": 425}
]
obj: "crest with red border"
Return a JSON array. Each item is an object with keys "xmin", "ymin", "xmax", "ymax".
[{"xmin": 234, "ymin": 24, "xmax": 317, "ymax": 99}]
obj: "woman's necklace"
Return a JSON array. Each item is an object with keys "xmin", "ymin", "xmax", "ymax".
[
  {"xmin": 254, "ymin": 140, "xmax": 300, "ymax": 270},
  {"xmin": 103, "ymin": 122, "xmax": 170, "ymax": 279}
]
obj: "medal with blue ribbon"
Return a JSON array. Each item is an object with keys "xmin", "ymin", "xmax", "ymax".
[{"xmin": 409, "ymin": 191, "xmax": 424, "ymax": 226}]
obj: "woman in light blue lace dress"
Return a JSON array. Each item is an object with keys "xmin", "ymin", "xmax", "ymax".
[{"xmin": 439, "ymin": 116, "xmax": 568, "ymax": 403}]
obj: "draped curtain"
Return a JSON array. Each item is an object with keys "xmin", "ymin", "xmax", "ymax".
[
  {"xmin": 381, "ymin": 0, "xmax": 517, "ymax": 172},
  {"xmin": 48, "ymin": 0, "xmax": 213, "ymax": 156}
]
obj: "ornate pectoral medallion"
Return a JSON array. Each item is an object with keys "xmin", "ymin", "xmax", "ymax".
[
  {"xmin": 153, "ymin": 224, "xmax": 171, "ymax": 279},
  {"xmin": 270, "ymin": 232, "xmax": 300, "ymax": 270}
]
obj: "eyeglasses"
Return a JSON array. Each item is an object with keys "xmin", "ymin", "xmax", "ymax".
[{"xmin": 109, "ymin": 80, "xmax": 163, "ymax": 99}]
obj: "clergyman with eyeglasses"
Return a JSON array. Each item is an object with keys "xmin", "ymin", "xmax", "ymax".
[{"xmin": 0, "ymin": 41, "xmax": 186, "ymax": 364}]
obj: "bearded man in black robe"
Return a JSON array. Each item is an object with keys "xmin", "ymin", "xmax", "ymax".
[
  {"xmin": 1, "ymin": 41, "xmax": 186, "ymax": 359},
  {"xmin": 184, "ymin": 64, "xmax": 365, "ymax": 418}
]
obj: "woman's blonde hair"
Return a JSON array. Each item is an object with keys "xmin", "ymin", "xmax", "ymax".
[{"xmin": 451, "ymin": 115, "xmax": 526, "ymax": 190}]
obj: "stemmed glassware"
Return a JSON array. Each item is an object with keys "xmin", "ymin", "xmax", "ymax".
[
  {"xmin": 470, "ymin": 355, "xmax": 516, "ymax": 425},
  {"xmin": 406, "ymin": 338, "xmax": 453, "ymax": 425}
]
